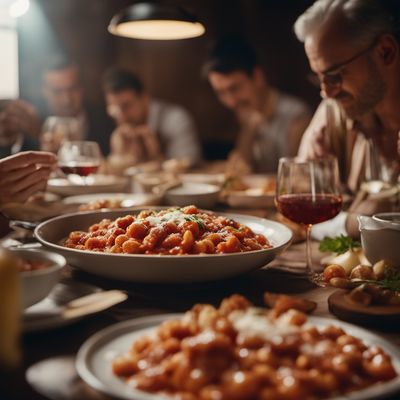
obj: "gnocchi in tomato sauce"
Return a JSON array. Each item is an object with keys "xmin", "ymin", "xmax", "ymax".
[
  {"xmin": 64, "ymin": 205, "xmax": 272, "ymax": 255},
  {"xmin": 112, "ymin": 294, "xmax": 398, "ymax": 400}
]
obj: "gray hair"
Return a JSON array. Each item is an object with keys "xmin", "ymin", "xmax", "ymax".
[{"xmin": 294, "ymin": 0, "xmax": 399, "ymax": 48}]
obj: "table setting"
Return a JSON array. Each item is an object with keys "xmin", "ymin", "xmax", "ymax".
[{"xmin": 1, "ymin": 155, "xmax": 400, "ymax": 400}]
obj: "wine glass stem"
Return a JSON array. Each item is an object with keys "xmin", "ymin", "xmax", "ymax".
[{"xmin": 305, "ymin": 224, "xmax": 313, "ymax": 275}]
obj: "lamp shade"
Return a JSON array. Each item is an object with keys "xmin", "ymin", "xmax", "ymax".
[{"xmin": 108, "ymin": 2, "xmax": 205, "ymax": 40}]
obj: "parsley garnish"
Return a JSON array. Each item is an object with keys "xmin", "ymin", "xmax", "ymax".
[
  {"xmin": 184, "ymin": 215, "xmax": 205, "ymax": 229},
  {"xmin": 319, "ymin": 235, "xmax": 361, "ymax": 255}
]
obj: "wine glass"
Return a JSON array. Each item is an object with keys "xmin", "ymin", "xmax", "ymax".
[
  {"xmin": 41, "ymin": 116, "xmax": 81, "ymax": 153},
  {"xmin": 58, "ymin": 141, "xmax": 102, "ymax": 183},
  {"xmin": 276, "ymin": 156, "xmax": 343, "ymax": 281}
]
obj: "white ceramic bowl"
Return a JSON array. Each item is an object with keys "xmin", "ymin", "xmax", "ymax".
[
  {"xmin": 164, "ymin": 183, "xmax": 221, "ymax": 209},
  {"xmin": 35, "ymin": 209, "xmax": 292, "ymax": 283},
  {"xmin": 179, "ymin": 173, "xmax": 225, "ymax": 186},
  {"xmin": 15, "ymin": 249, "xmax": 66, "ymax": 309},
  {"xmin": 225, "ymin": 174, "xmax": 276, "ymax": 209},
  {"xmin": 359, "ymin": 214, "xmax": 400, "ymax": 266}
]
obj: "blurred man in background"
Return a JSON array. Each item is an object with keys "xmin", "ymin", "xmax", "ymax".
[
  {"xmin": 103, "ymin": 68, "xmax": 202, "ymax": 171},
  {"xmin": 203, "ymin": 35, "xmax": 312, "ymax": 174},
  {"xmin": 0, "ymin": 58, "xmax": 112, "ymax": 157},
  {"xmin": 40, "ymin": 58, "xmax": 112, "ymax": 155},
  {"xmin": 294, "ymin": 0, "xmax": 400, "ymax": 238}
]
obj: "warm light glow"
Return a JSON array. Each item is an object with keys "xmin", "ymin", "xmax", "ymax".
[
  {"xmin": 109, "ymin": 20, "xmax": 205, "ymax": 40},
  {"xmin": 9, "ymin": 0, "xmax": 29, "ymax": 18}
]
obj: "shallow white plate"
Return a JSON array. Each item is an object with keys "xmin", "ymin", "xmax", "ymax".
[
  {"xmin": 47, "ymin": 175, "xmax": 128, "ymax": 196},
  {"xmin": 23, "ymin": 280, "xmax": 101, "ymax": 333},
  {"xmin": 76, "ymin": 314, "xmax": 400, "ymax": 400},
  {"xmin": 35, "ymin": 209, "xmax": 292, "ymax": 283},
  {"xmin": 63, "ymin": 193, "xmax": 161, "ymax": 208}
]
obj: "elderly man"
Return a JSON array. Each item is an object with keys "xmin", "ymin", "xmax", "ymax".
[
  {"xmin": 103, "ymin": 68, "xmax": 202, "ymax": 170},
  {"xmin": 203, "ymin": 35, "xmax": 311, "ymax": 174},
  {"xmin": 294, "ymin": 0, "xmax": 400, "ymax": 237}
]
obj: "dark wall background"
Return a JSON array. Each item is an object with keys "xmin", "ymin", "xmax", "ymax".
[{"xmin": 18, "ymin": 0, "xmax": 319, "ymax": 159}]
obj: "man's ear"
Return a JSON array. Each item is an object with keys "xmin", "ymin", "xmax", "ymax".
[{"xmin": 376, "ymin": 33, "xmax": 398, "ymax": 66}]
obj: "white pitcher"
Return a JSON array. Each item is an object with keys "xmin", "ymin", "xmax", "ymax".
[{"xmin": 358, "ymin": 214, "xmax": 400, "ymax": 266}]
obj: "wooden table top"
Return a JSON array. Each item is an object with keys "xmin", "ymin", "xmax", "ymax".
[{"xmin": 1, "ymin": 210, "xmax": 399, "ymax": 400}]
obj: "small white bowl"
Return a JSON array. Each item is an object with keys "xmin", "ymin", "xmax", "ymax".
[
  {"xmin": 164, "ymin": 183, "xmax": 221, "ymax": 209},
  {"xmin": 14, "ymin": 249, "xmax": 66, "ymax": 309}
]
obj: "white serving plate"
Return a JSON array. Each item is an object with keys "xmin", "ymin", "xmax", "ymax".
[
  {"xmin": 63, "ymin": 193, "xmax": 161, "ymax": 208},
  {"xmin": 47, "ymin": 175, "xmax": 128, "ymax": 196},
  {"xmin": 76, "ymin": 314, "xmax": 400, "ymax": 400},
  {"xmin": 34, "ymin": 209, "xmax": 292, "ymax": 283}
]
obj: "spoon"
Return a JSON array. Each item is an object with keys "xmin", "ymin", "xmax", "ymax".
[
  {"xmin": 62, "ymin": 290, "xmax": 128, "ymax": 319},
  {"xmin": 24, "ymin": 290, "xmax": 128, "ymax": 321}
]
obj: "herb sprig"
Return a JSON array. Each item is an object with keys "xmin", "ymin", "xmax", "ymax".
[
  {"xmin": 372, "ymin": 268, "xmax": 400, "ymax": 292},
  {"xmin": 184, "ymin": 215, "xmax": 205, "ymax": 229},
  {"xmin": 319, "ymin": 235, "xmax": 361, "ymax": 255}
]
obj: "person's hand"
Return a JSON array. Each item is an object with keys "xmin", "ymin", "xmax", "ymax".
[
  {"xmin": 236, "ymin": 107, "xmax": 264, "ymax": 132},
  {"xmin": 0, "ymin": 100, "xmax": 41, "ymax": 145},
  {"xmin": 301, "ymin": 126, "xmax": 332, "ymax": 160},
  {"xmin": 110, "ymin": 124, "xmax": 162, "ymax": 163},
  {"xmin": 225, "ymin": 151, "xmax": 252, "ymax": 177},
  {"xmin": 0, "ymin": 151, "xmax": 57, "ymax": 204}
]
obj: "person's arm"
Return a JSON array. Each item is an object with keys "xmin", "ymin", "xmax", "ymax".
[
  {"xmin": 287, "ymin": 113, "xmax": 312, "ymax": 156},
  {"xmin": 0, "ymin": 151, "xmax": 56, "ymax": 204},
  {"xmin": 297, "ymin": 101, "xmax": 332, "ymax": 160}
]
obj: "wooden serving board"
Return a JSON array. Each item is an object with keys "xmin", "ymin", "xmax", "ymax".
[{"xmin": 328, "ymin": 290, "xmax": 400, "ymax": 329}]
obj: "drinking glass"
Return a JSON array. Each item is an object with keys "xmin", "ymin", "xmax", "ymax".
[
  {"xmin": 41, "ymin": 116, "xmax": 81, "ymax": 153},
  {"xmin": 58, "ymin": 141, "xmax": 102, "ymax": 183},
  {"xmin": 276, "ymin": 156, "xmax": 342, "ymax": 280}
]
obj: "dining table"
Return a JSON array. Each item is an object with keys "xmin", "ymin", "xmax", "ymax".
[{"xmin": 1, "ymin": 203, "xmax": 400, "ymax": 400}]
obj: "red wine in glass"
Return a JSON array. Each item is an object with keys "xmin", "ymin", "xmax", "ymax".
[
  {"xmin": 60, "ymin": 162, "xmax": 99, "ymax": 177},
  {"xmin": 276, "ymin": 194, "xmax": 342, "ymax": 225},
  {"xmin": 276, "ymin": 156, "xmax": 342, "ymax": 280},
  {"xmin": 57, "ymin": 141, "xmax": 102, "ymax": 182}
]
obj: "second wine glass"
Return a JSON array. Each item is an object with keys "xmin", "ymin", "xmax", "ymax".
[
  {"xmin": 58, "ymin": 141, "xmax": 102, "ymax": 183},
  {"xmin": 275, "ymin": 156, "xmax": 342, "ymax": 281}
]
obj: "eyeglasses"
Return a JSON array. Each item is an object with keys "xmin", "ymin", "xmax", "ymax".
[{"xmin": 308, "ymin": 41, "xmax": 376, "ymax": 89}]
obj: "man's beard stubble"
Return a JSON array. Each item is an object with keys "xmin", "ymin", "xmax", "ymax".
[{"xmin": 337, "ymin": 58, "xmax": 386, "ymax": 120}]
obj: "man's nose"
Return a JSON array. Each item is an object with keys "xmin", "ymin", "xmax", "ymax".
[
  {"xmin": 59, "ymin": 91, "xmax": 73, "ymax": 106},
  {"xmin": 222, "ymin": 93, "xmax": 239, "ymax": 109},
  {"xmin": 320, "ymin": 82, "xmax": 341, "ymax": 99}
]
